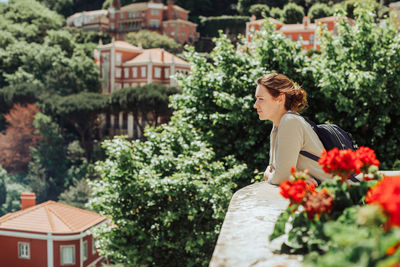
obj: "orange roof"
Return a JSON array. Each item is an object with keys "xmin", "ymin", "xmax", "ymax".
[
  {"xmin": 0, "ymin": 201, "xmax": 107, "ymax": 234},
  {"xmin": 279, "ymin": 23, "xmax": 316, "ymax": 33},
  {"xmin": 87, "ymin": 14, "xmax": 109, "ymax": 25},
  {"xmin": 121, "ymin": 2, "xmax": 148, "ymax": 11},
  {"xmin": 125, "ymin": 48, "xmax": 189, "ymax": 65},
  {"xmin": 102, "ymin": 41, "xmax": 142, "ymax": 51}
]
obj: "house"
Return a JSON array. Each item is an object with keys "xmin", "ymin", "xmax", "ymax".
[
  {"xmin": 66, "ymin": 10, "xmax": 109, "ymax": 33},
  {"xmin": 0, "ymin": 193, "xmax": 108, "ymax": 267},
  {"xmin": 97, "ymin": 39, "xmax": 190, "ymax": 138},
  {"xmin": 67, "ymin": 0, "xmax": 199, "ymax": 44},
  {"xmin": 246, "ymin": 15, "xmax": 355, "ymax": 50}
]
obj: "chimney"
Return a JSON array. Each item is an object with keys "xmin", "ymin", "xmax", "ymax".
[
  {"xmin": 161, "ymin": 50, "xmax": 164, "ymax": 62},
  {"xmin": 21, "ymin": 193, "xmax": 36, "ymax": 210},
  {"xmin": 251, "ymin": 14, "xmax": 256, "ymax": 22},
  {"xmin": 303, "ymin": 16, "xmax": 310, "ymax": 30}
]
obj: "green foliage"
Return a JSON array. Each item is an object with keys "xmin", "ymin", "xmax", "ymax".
[
  {"xmin": 59, "ymin": 178, "xmax": 91, "ymax": 209},
  {"xmin": 125, "ymin": 30, "xmax": 181, "ymax": 53},
  {"xmin": 269, "ymin": 7, "xmax": 284, "ymax": 20},
  {"xmin": 0, "ymin": 166, "xmax": 7, "ymax": 207},
  {"xmin": 38, "ymin": 0, "xmax": 74, "ymax": 17},
  {"xmin": 42, "ymin": 92, "xmax": 107, "ymax": 160},
  {"xmin": 89, "ymin": 115, "xmax": 246, "ymax": 266},
  {"xmin": 309, "ymin": 6, "xmax": 400, "ymax": 169},
  {"xmin": 109, "ymin": 83, "xmax": 179, "ymax": 138},
  {"xmin": 27, "ymin": 113, "xmax": 70, "ymax": 201},
  {"xmin": 249, "ymin": 4, "xmax": 270, "ymax": 19},
  {"xmin": 282, "ymin": 3, "xmax": 305, "ymax": 24},
  {"xmin": 304, "ymin": 213, "xmax": 400, "ymax": 266},
  {"xmin": 334, "ymin": 0, "xmax": 379, "ymax": 19},
  {"xmin": 307, "ymin": 3, "xmax": 333, "ymax": 22},
  {"xmin": 198, "ymin": 16, "xmax": 248, "ymax": 37}
]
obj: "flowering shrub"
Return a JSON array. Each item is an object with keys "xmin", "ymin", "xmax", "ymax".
[{"xmin": 270, "ymin": 146, "xmax": 400, "ymax": 265}]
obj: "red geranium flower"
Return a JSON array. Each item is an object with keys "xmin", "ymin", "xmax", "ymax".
[
  {"xmin": 356, "ymin": 146, "xmax": 380, "ymax": 173},
  {"xmin": 303, "ymin": 188, "xmax": 334, "ymax": 219},
  {"xmin": 318, "ymin": 148, "xmax": 362, "ymax": 182},
  {"xmin": 366, "ymin": 176, "xmax": 400, "ymax": 228}
]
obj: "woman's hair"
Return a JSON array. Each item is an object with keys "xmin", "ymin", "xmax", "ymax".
[{"xmin": 257, "ymin": 73, "xmax": 307, "ymax": 112}]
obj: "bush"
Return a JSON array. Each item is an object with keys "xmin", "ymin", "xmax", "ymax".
[
  {"xmin": 308, "ymin": 3, "xmax": 333, "ymax": 22},
  {"xmin": 269, "ymin": 7, "xmax": 283, "ymax": 21},
  {"xmin": 198, "ymin": 16, "xmax": 248, "ymax": 37},
  {"xmin": 89, "ymin": 115, "xmax": 246, "ymax": 266},
  {"xmin": 249, "ymin": 4, "xmax": 270, "ymax": 19},
  {"xmin": 282, "ymin": 3, "xmax": 305, "ymax": 24}
]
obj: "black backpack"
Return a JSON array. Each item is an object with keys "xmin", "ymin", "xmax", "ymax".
[{"xmin": 299, "ymin": 116, "xmax": 359, "ymax": 183}]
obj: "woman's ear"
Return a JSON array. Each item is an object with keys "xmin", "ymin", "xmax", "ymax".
[{"xmin": 279, "ymin": 93, "xmax": 286, "ymax": 103}]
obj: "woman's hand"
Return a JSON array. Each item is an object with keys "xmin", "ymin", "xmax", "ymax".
[{"xmin": 264, "ymin": 166, "xmax": 272, "ymax": 181}]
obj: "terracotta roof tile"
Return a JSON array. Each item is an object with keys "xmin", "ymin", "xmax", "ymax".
[
  {"xmin": 121, "ymin": 2, "xmax": 148, "ymax": 11},
  {"xmin": 102, "ymin": 41, "xmax": 142, "ymax": 51},
  {"xmin": 0, "ymin": 201, "xmax": 107, "ymax": 234},
  {"xmin": 248, "ymin": 18, "xmax": 283, "ymax": 26},
  {"xmin": 124, "ymin": 48, "xmax": 189, "ymax": 65}
]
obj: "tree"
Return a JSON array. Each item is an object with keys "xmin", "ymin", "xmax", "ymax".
[
  {"xmin": 0, "ymin": 166, "xmax": 7, "ymax": 209},
  {"xmin": 27, "ymin": 113, "xmax": 70, "ymax": 202},
  {"xmin": 249, "ymin": 4, "xmax": 270, "ymax": 19},
  {"xmin": 59, "ymin": 178, "xmax": 91, "ymax": 209},
  {"xmin": 309, "ymin": 6, "xmax": 400, "ymax": 169},
  {"xmin": 109, "ymin": 83, "xmax": 180, "ymax": 138},
  {"xmin": 89, "ymin": 117, "xmax": 246, "ymax": 266},
  {"xmin": 42, "ymin": 92, "xmax": 107, "ymax": 160},
  {"xmin": 308, "ymin": 3, "xmax": 333, "ymax": 22},
  {"xmin": 282, "ymin": 3, "xmax": 305, "ymax": 24},
  {"xmin": 0, "ymin": 104, "xmax": 41, "ymax": 174},
  {"xmin": 270, "ymin": 7, "xmax": 284, "ymax": 20},
  {"xmin": 38, "ymin": 0, "xmax": 74, "ymax": 17},
  {"xmin": 125, "ymin": 30, "xmax": 181, "ymax": 53}
]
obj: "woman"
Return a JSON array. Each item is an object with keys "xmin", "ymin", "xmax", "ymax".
[{"xmin": 254, "ymin": 73, "xmax": 329, "ymax": 185}]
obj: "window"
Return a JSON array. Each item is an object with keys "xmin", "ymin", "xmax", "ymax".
[
  {"xmin": 170, "ymin": 31, "xmax": 175, "ymax": 36},
  {"xmin": 61, "ymin": 245, "xmax": 75, "ymax": 265},
  {"xmin": 150, "ymin": 19, "xmax": 160, "ymax": 28},
  {"xmin": 164, "ymin": 68, "xmax": 170, "ymax": 78},
  {"xmin": 110, "ymin": 23, "xmax": 115, "ymax": 30},
  {"xmin": 171, "ymin": 23, "xmax": 176, "ymax": 27},
  {"xmin": 120, "ymin": 12, "xmax": 124, "ymax": 19},
  {"xmin": 132, "ymin": 67, "xmax": 138, "ymax": 78},
  {"xmin": 116, "ymin": 53, "xmax": 122, "ymax": 65},
  {"xmin": 116, "ymin": 68, "xmax": 121, "ymax": 78},
  {"xmin": 115, "ymin": 83, "xmax": 122, "ymax": 90},
  {"xmin": 181, "ymin": 32, "xmax": 185, "ymax": 37},
  {"xmin": 18, "ymin": 242, "xmax": 30, "ymax": 259},
  {"xmin": 83, "ymin": 241, "xmax": 88, "ymax": 261},
  {"xmin": 310, "ymin": 34, "xmax": 314, "ymax": 44},
  {"xmin": 124, "ymin": 68, "xmax": 129, "ymax": 78},
  {"xmin": 92, "ymin": 238, "xmax": 97, "ymax": 254},
  {"xmin": 150, "ymin": 9, "xmax": 160, "ymax": 15},
  {"xmin": 287, "ymin": 34, "xmax": 292, "ymax": 40},
  {"xmin": 155, "ymin": 67, "xmax": 161, "ymax": 78},
  {"xmin": 141, "ymin": 66, "xmax": 146, "ymax": 77},
  {"xmin": 110, "ymin": 12, "xmax": 115, "ymax": 19}
]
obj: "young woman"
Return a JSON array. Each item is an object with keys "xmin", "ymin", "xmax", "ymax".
[{"xmin": 254, "ymin": 73, "xmax": 329, "ymax": 185}]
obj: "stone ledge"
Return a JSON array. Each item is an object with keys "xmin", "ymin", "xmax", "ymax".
[
  {"xmin": 209, "ymin": 171, "xmax": 400, "ymax": 267},
  {"xmin": 209, "ymin": 181, "xmax": 302, "ymax": 267}
]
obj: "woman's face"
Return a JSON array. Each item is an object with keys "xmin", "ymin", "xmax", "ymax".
[{"xmin": 253, "ymin": 84, "xmax": 283, "ymax": 122}]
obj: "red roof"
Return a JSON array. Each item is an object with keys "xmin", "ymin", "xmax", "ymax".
[
  {"xmin": 0, "ymin": 201, "xmax": 107, "ymax": 234},
  {"xmin": 124, "ymin": 48, "xmax": 189, "ymax": 65}
]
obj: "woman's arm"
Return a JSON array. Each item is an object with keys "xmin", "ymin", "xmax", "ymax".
[{"xmin": 268, "ymin": 116, "xmax": 303, "ymax": 185}]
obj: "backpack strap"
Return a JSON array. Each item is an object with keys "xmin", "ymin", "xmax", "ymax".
[{"xmin": 299, "ymin": 150, "xmax": 320, "ymax": 162}]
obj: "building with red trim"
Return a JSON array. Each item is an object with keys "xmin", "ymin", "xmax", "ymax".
[
  {"xmin": 97, "ymin": 39, "xmax": 190, "ymax": 138},
  {"xmin": 67, "ymin": 0, "xmax": 199, "ymax": 44},
  {"xmin": 0, "ymin": 193, "xmax": 108, "ymax": 267},
  {"xmin": 246, "ymin": 15, "xmax": 354, "ymax": 50}
]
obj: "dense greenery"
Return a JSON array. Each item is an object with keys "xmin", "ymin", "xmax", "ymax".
[
  {"xmin": 90, "ymin": 116, "xmax": 246, "ymax": 266},
  {"xmin": 198, "ymin": 15, "xmax": 248, "ymax": 38},
  {"xmin": 125, "ymin": 30, "xmax": 181, "ymax": 53}
]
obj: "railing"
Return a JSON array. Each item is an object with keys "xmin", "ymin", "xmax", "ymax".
[
  {"xmin": 209, "ymin": 171, "xmax": 400, "ymax": 267},
  {"xmin": 209, "ymin": 181, "xmax": 302, "ymax": 267}
]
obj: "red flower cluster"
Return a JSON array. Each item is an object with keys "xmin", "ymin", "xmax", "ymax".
[
  {"xmin": 318, "ymin": 146, "xmax": 380, "ymax": 182},
  {"xmin": 303, "ymin": 188, "xmax": 334, "ymax": 219},
  {"xmin": 366, "ymin": 176, "xmax": 400, "ymax": 228},
  {"xmin": 280, "ymin": 179, "xmax": 315, "ymax": 204}
]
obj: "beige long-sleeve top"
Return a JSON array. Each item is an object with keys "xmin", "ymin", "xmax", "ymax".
[{"xmin": 268, "ymin": 111, "xmax": 331, "ymax": 185}]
